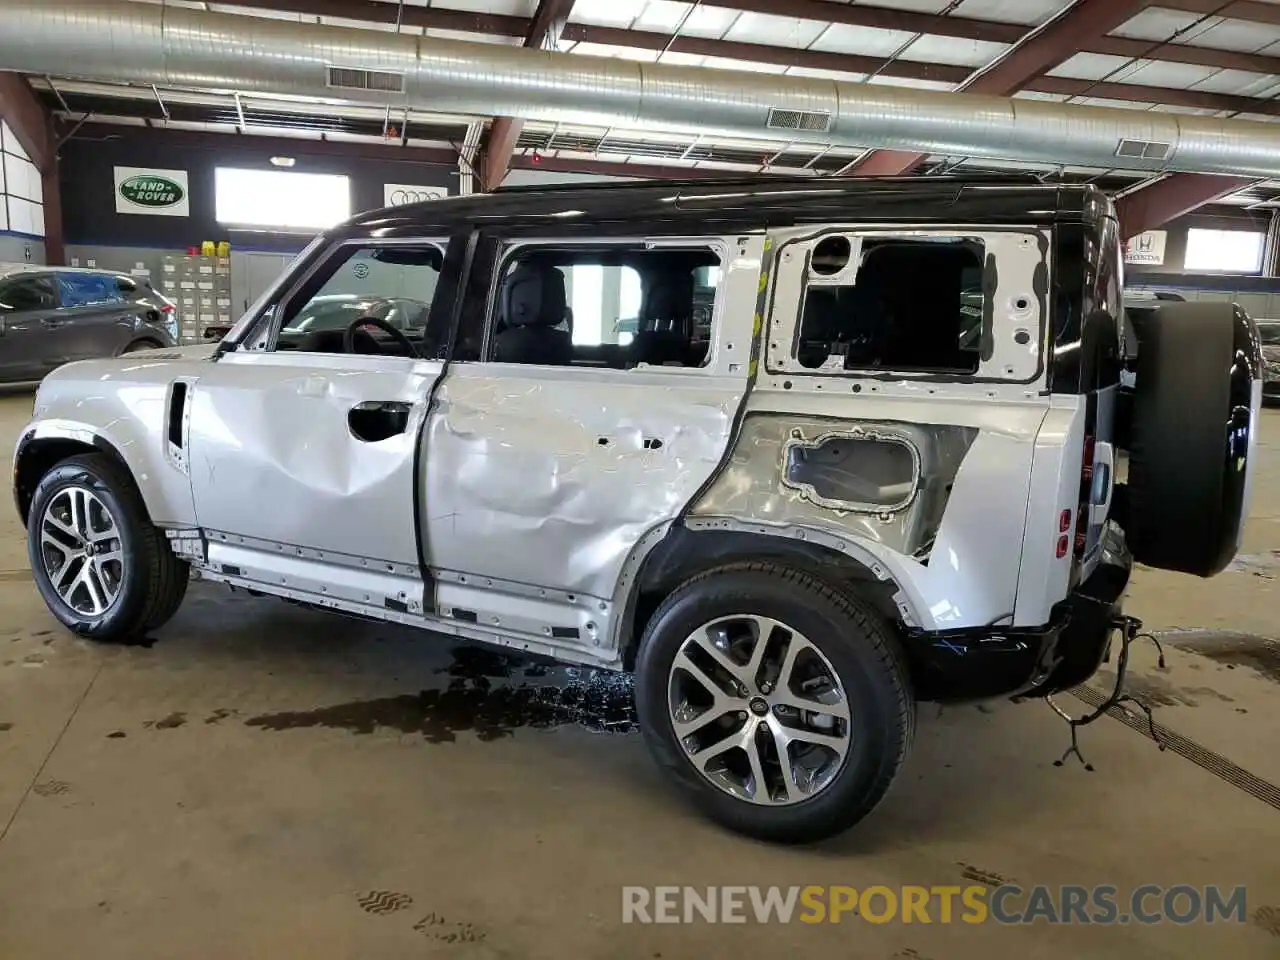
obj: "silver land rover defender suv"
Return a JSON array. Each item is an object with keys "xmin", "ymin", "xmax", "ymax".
[{"xmin": 12, "ymin": 177, "xmax": 1264, "ymax": 843}]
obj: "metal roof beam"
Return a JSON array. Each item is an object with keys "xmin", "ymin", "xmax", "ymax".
[
  {"xmin": 1114, "ymin": 174, "xmax": 1258, "ymax": 238},
  {"xmin": 479, "ymin": 0, "xmax": 577, "ymax": 191},
  {"xmin": 851, "ymin": 0, "xmax": 1152, "ymax": 177}
]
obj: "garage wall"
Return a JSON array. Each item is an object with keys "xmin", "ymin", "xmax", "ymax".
[
  {"xmin": 57, "ymin": 128, "xmax": 458, "ymax": 251},
  {"xmin": 0, "ymin": 234, "xmax": 43, "ymax": 264}
]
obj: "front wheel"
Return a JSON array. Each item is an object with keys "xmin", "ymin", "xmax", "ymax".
[
  {"xmin": 27, "ymin": 453, "xmax": 189, "ymax": 641},
  {"xmin": 635, "ymin": 562, "xmax": 914, "ymax": 844}
]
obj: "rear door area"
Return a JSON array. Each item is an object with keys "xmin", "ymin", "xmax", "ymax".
[
  {"xmin": 418, "ymin": 231, "xmax": 763, "ymax": 654},
  {"xmin": 53, "ymin": 271, "xmax": 135, "ymax": 361}
]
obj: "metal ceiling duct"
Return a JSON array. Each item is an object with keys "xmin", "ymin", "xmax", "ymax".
[{"xmin": 3, "ymin": 0, "xmax": 1280, "ymax": 178}]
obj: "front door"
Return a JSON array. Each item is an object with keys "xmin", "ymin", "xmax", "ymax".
[
  {"xmin": 184, "ymin": 237, "xmax": 456, "ymax": 578},
  {"xmin": 0, "ymin": 273, "xmax": 58, "ymax": 382}
]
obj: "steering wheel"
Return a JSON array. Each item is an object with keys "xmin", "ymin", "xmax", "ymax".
[{"xmin": 342, "ymin": 315, "xmax": 421, "ymax": 359}]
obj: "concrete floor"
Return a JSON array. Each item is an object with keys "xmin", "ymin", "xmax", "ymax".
[{"xmin": 0, "ymin": 392, "xmax": 1278, "ymax": 960}]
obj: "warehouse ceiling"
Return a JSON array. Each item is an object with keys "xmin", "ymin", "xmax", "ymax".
[{"xmin": 21, "ymin": 0, "xmax": 1280, "ymax": 211}]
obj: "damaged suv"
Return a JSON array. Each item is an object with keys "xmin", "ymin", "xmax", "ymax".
[{"xmin": 12, "ymin": 178, "xmax": 1264, "ymax": 843}]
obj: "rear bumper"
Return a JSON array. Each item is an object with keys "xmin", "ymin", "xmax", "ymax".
[{"xmin": 904, "ymin": 529, "xmax": 1132, "ymax": 702}]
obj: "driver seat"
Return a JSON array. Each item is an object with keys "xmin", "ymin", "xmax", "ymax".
[{"xmin": 493, "ymin": 264, "xmax": 573, "ymax": 366}]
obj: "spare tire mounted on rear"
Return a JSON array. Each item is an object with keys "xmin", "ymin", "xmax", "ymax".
[{"xmin": 1124, "ymin": 302, "xmax": 1263, "ymax": 577}]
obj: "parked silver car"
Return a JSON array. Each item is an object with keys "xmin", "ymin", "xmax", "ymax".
[{"xmin": 0, "ymin": 264, "xmax": 177, "ymax": 385}]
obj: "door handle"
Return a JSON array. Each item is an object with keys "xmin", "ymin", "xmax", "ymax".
[{"xmin": 40, "ymin": 317, "xmax": 62, "ymax": 328}]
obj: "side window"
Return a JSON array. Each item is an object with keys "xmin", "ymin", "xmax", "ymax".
[
  {"xmin": 56, "ymin": 273, "xmax": 122, "ymax": 308},
  {"xmin": 271, "ymin": 242, "xmax": 447, "ymax": 356},
  {"xmin": 484, "ymin": 243, "xmax": 723, "ymax": 369},
  {"xmin": 794, "ymin": 236, "xmax": 986, "ymax": 374},
  {"xmin": 0, "ymin": 276, "xmax": 55, "ymax": 312}
]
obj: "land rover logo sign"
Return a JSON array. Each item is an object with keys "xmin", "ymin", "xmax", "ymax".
[
  {"xmin": 114, "ymin": 166, "xmax": 191, "ymax": 217},
  {"xmin": 120, "ymin": 175, "xmax": 184, "ymax": 207}
]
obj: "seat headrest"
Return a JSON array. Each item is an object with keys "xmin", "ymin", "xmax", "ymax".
[
  {"xmin": 641, "ymin": 271, "xmax": 695, "ymax": 332},
  {"xmin": 501, "ymin": 264, "xmax": 567, "ymax": 328}
]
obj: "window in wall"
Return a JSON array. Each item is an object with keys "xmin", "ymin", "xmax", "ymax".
[
  {"xmin": 1, "ymin": 121, "xmax": 44, "ymax": 238},
  {"xmin": 215, "ymin": 167, "xmax": 351, "ymax": 231},
  {"xmin": 1183, "ymin": 228, "xmax": 1265, "ymax": 274},
  {"xmin": 485, "ymin": 245, "xmax": 723, "ymax": 368},
  {"xmin": 795, "ymin": 235, "xmax": 985, "ymax": 374},
  {"xmin": 273, "ymin": 242, "xmax": 446, "ymax": 356}
]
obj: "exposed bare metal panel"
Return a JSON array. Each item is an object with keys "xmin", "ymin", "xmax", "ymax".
[
  {"xmin": 690, "ymin": 415, "xmax": 976, "ymax": 560},
  {"xmin": 3, "ymin": 0, "xmax": 1280, "ymax": 175},
  {"xmin": 782, "ymin": 430, "xmax": 921, "ymax": 514}
]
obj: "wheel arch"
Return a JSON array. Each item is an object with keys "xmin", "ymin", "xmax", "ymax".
[
  {"xmin": 614, "ymin": 523, "xmax": 921, "ymax": 670},
  {"xmin": 13, "ymin": 426, "xmax": 135, "ymax": 527}
]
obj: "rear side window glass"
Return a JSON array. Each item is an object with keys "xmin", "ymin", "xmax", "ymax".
[
  {"xmin": 57, "ymin": 272, "xmax": 122, "ymax": 308},
  {"xmin": 115, "ymin": 276, "xmax": 139, "ymax": 295},
  {"xmin": 0, "ymin": 275, "xmax": 55, "ymax": 311},
  {"xmin": 796, "ymin": 238, "xmax": 985, "ymax": 374}
]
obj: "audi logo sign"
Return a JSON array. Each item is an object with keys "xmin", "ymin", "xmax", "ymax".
[{"xmin": 384, "ymin": 183, "xmax": 448, "ymax": 207}]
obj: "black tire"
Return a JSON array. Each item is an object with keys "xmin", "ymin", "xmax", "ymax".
[
  {"xmin": 635, "ymin": 561, "xmax": 914, "ymax": 844},
  {"xmin": 26, "ymin": 453, "xmax": 189, "ymax": 641},
  {"xmin": 121, "ymin": 339, "xmax": 163, "ymax": 354},
  {"xmin": 1127, "ymin": 302, "xmax": 1262, "ymax": 577}
]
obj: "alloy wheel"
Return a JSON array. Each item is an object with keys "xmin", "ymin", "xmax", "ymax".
[
  {"xmin": 667, "ymin": 614, "xmax": 851, "ymax": 805},
  {"xmin": 39, "ymin": 486, "xmax": 125, "ymax": 617}
]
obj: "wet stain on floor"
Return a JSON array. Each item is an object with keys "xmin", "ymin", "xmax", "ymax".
[
  {"xmin": 0, "ymin": 569, "xmax": 32, "ymax": 582},
  {"xmin": 1254, "ymin": 905, "xmax": 1280, "ymax": 937},
  {"xmin": 0, "ymin": 722, "xmax": 12, "ymax": 732},
  {"xmin": 32, "ymin": 780, "xmax": 70, "ymax": 797},
  {"xmin": 143, "ymin": 712, "xmax": 188, "ymax": 730},
  {"xmin": 246, "ymin": 647, "xmax": 637, "ymax": 742},
  {"xmin": 356, "ymin": 890, "xmax": 413, "ymax": 916},
  {"xmin": 1097, "ymin": 669, "xmax": 1236, "ymax": 708},
  {"xmin": 1163, "ymin": 631, "xmax": 1280, "ymax": 684},
  {"xmin": 957, "ymin": 863, "xmax": 1012, "ymax": 888}
]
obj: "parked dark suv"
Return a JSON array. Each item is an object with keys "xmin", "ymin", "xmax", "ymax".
[{"xmin": 0, "ymin": 264, "xmax": 178, "ymax": 386}]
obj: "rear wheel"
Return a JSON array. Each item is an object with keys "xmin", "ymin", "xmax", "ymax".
[
  {"xmin": 635, "ymin": 562, "xmax": 913, "ymax": 844},
  {"xmin": 27, "ymin": 453, "xmax": 189, "ymax": 641}
]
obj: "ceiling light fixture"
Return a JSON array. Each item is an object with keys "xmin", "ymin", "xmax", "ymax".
[{"xmin": 270, "ymin": 156, "xmax": 296, "ymax": 167}]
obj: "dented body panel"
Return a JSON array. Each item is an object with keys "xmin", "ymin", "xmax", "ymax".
[
  {"xmin": 423, "ymin": 363, "xmax": 744, "ymax": 599},
  {"xmin": 188, "ymin": 350, "xmax": 442, "ymax": 568}
]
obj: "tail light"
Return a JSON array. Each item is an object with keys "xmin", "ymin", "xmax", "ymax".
[{"xmin": 160, "ymin": 303, "xmax": 175, "ymax": 314}]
